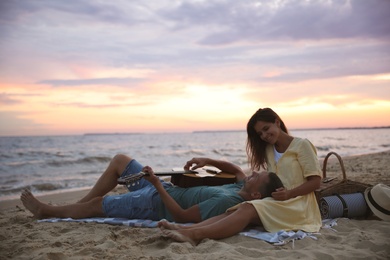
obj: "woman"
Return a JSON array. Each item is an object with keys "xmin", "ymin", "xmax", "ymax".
[{"xmin": 160, "ymin": 108, "xmax": 322, "ymax": 246}]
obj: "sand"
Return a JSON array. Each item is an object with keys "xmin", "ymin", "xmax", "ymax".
[{"xmin": 1, "ymin": 151, "xmax": 389, "ymax": 259}]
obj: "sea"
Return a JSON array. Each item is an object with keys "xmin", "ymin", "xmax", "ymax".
[{"xmin": 1, "ymin": 128, "xmax": 389, "ymax": 201}]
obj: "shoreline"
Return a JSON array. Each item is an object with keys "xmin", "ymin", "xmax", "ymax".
[{"xmin": 1, "ymin": 150, "xmax": 389, "ymax": 259}]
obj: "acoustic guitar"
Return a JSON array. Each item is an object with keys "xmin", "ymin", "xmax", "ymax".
[{"xmin": 117, "ymin": 169, "xmax": 236, "ymax": 188}]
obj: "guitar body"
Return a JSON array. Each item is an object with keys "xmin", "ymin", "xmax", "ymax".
[{"xmin": 171, "ymin": 173, "xmax": 236, "ymax": 188}]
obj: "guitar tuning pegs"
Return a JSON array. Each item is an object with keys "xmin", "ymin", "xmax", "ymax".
[{"xmin": 125, "ymin": 180, "xmax": 140, "ymax": 188}]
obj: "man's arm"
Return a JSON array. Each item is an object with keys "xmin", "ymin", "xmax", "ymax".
[
  {"xmin": 143, "ymin": 166, "xmax": 202, "ymax": 223},
  {"xmin": 184, "ymin": 158, "xmax": 246, "ymax": 182}
]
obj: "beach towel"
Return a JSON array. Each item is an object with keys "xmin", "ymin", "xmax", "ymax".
[{"xmin": 38, "ymin": 218, "xmax": 338, "ymax": 245}]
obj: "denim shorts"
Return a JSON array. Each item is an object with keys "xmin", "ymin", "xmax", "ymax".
[{"xmin": 102, "ymin": 159, "xmax": 172, "ymax": 220}]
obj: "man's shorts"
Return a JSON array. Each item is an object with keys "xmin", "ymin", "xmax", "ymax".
[{"xmin": 102, "ymin": 159, "xmax": 172, "ymax": 220}]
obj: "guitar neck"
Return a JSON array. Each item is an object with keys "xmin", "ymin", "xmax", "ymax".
[
  {"xmin": 153, "ymin": 170, "xmax": 196, "ymax": 176},
  {"xmin": 117, "ymin": 170, "xmax": 196, "ymax": 185}
]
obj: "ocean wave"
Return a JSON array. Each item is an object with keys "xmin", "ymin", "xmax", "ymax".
[
  {"xmin": 0, "ymin": 153, "xmax": 13, "ymax": 159},
  {"xmin": 211, "ymin": 148, "xmax": 245, "ymax": 157},
  {"xmin": 32, "ymin": 183, "xmax": 63, "ymax": 191},
  {"xmin": 0, "ymin": 178, "xmax": 19, "ymax": 186},
  {"xmin": 0, "ymin": 183, "xmax": 64, "ymax": 196},
  {"xmin": 46, "ymin": 156, "xmax": 111, "ymax": 167},
  {"xmin": 168, "ymin": 150, "xmax": 205, "ymax": 156},
  {"xmin": 322, "ymin": 137, "xmax": 346, "ymax": 141},
  {"xmin": 80, "ymin": 170, "xmax": 103, "ymax": 175},
  {"xmin": 316, "ymin": 146, "xmax": 331, "ymax": 151},
  {"xmin": 170, "ymin": 144, "xmax": 183, "ymax": 148},
  {"xmin": 77, "ymin": 156, "xmax": 111, "ymax": 163},
  {"xmin": 2, "ymin": 160, "xmax": 46, "ymax": 168},
  {"xmin": 17, "ymin": 151, "xmax": 69, "ymax": 158},
  {"xmin": 188, "ymin": 149, "xmax": 205, "ymax": 155},
  {"xmin": 316, "ymin": 144, "xmax": 359, "ymax": 151}
]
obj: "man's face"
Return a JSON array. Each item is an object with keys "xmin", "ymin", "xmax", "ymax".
[{"xmin": 243, "ymin": 171, "xmax": 269, "ymax": 193}]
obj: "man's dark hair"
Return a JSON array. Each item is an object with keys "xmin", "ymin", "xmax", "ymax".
[{"xmin": 259, "ymin": 172, "xmax": 284, "ymax": 198}]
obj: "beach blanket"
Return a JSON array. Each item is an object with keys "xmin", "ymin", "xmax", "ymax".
[
  {"xmin": 38, "ymin": 218, "xmax": 338, "ymax": 245},
  {"xmin": 38, "ymin": 217, "xmax": 159, "ymax": 228}
]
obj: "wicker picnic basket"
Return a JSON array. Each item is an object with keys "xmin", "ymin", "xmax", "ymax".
[{"xmin": 315, "ymin": 151, "xmax": 372, "ymax": 204}]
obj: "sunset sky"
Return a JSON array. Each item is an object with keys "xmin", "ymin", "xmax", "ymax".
[{"xmin": 1, "ymin": 0, "xmax": 389, "ymax": 136}]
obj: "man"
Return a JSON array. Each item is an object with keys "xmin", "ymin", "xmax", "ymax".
[{"xmin": 21, "ymin": 154, "xmax": 283, "ymax": 223}]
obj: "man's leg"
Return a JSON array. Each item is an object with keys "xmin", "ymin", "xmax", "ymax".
[
  {"xmin": 78, "ymin": 154, "xmax": 132, "ymax": 203},
  {"xmin": 21, "ymin": 189, "xmax": 105, "ymax": 219}
]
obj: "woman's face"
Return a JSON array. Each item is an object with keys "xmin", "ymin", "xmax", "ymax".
[{"xmin": 253, "ymin": 120, "xmax": 280, "ymax": 144}]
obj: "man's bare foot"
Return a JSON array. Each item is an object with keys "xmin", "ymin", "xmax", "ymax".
[
  {"xmin": 20, "ymin": 189, "xmax": 46, "ymax": 219},
  {"xmin": 161, "ymin": 229, "xmax": 198, "ymax": 246},
  {"xmin": 158, "ymin": 220, "xmax": 182, "ymax": 230}
]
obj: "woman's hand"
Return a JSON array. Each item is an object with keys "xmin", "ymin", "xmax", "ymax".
[
  {"xmin": 272, "ymin": 175, "xmax": 321, "ymax": 200},
  {"xmin": 142, "ymin": 166, "xmax": 159, "ymax": 185},
  {"xmin": 272, "ymin": 187, "xmax": 292, "ymax": 201}
]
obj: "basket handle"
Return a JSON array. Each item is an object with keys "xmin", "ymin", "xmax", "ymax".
[{"xmin": 322, "ymin": 152, "xmax": 347, "ymax": 180}]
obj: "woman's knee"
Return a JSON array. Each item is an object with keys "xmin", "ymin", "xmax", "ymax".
[
  {"xmin": 237, "ymin": 203, "xmax": 256, "ymax": 214},
  {"xmin": 237, "ymin": 203, "xmax": 261, "ymax": 224}
]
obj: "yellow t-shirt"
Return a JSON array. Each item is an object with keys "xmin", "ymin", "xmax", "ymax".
[{"xmin": 231, "ymin": 137, "xmax": 322, "ymax": 232}]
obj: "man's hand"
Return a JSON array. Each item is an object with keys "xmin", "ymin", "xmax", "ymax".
[
  {"xmin": 184, "ymin": 157, "xmax": 209, "ymax": 171},
  {"xmin": 142, "ymin": 166, "xmax": 160, "ymax": 185},
  {"xmin": 271, "ymin": 187, "xmax": 292, "ymax": 201}
]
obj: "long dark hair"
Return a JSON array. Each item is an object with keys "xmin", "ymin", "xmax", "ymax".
[{"xmin": 246, "ymin": 108, "xmax": 288, "ymax": 170}]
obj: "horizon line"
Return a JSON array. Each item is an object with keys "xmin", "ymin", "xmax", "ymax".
[{"xmin": 1, "ymin": 126, "xmax": 389, "ymax": 138}]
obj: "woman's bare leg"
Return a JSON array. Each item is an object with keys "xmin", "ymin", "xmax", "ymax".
[
  {"xmin": 21, "ymin": 189, "xmax": 105, "ymax": 219},
  {"xmin": 161, "ymin": 203, "xmax": 261, "ymax": 246},
  {"xmin": 78, "ymin": 154, "xmax": 132, "ymax": 203},
  {"xmin": 158, "ymin": 212, "xmax": 229, "ymax": 230}
]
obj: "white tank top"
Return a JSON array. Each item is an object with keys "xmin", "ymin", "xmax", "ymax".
[{"xmin": 273, "ymin": 145, "xmax": 283, "ymax": 162}]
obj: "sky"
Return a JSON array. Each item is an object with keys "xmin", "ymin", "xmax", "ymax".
[{"xmin": 1, "ymin": 0, "xmax": 389, "ymax": 136}]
